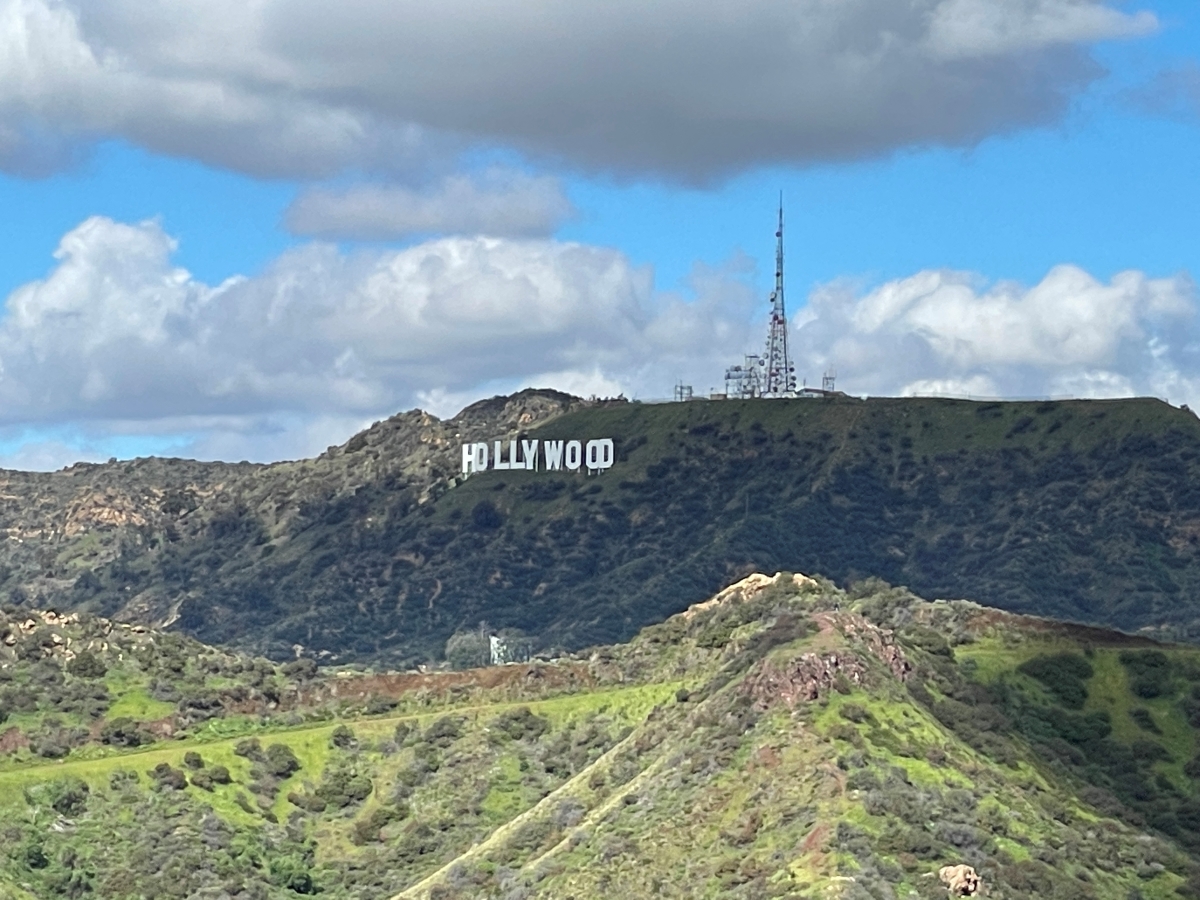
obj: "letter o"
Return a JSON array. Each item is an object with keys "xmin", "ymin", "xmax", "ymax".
[
  {"xmin": 586, "ymin": 439, "xmax": 614, "ymax": 470},
  {"xmin": 565, "ymin": 440, "xmax": 582, "ymax": 470}
]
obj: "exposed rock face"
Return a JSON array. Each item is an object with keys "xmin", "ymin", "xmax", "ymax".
[
  {"xmin": 816, "ymin": 611, "xmax": 912, "ymax": 683},
  {"xmin": 683, "ymin": 571, "xmax": 817, "ymax": 620},
  {"xmin": 742, "ymin": 610, "xmax": 911, "ymax": 711},
  {"xmin": 939, "ymin": 864, "xmax": 982, "ymax": 896},
  {"xmin": 743, "ymin": 650, "xmax": 868, "ymax": 710}
]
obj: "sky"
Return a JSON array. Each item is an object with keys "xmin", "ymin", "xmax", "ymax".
[{"xmin": 0, "ymin": 0, "xmax": 1199, "ymax": 469}]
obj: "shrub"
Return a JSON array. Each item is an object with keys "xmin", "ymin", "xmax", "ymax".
[
  {"xmin": 315, "ymin": 763, "xmax": 373, "ymax": 808},
  {"xmin": 66, "ymin": 650, "xmax": 106, "ymax": 679},
  {"xmin": 490, "ymin": 707, "xmax": 550, "ymax": 742},
  {"xmin": 330, "ymin": 725, "xmax": 356, "ymax": 750},
  {"xmin": 149, "ymin": 763, "xmax": 188, "ymax": 791},
  {"xmin": 208, "ymin": 764, "xmax": 232, "ymax": 784},
  {"xmin": 100, "ymin": 717, "xmax": 150, "ymax": 748},
  {"xmin": 1017, "ymin": 653, "xmax": 1093, "ymax": 708},
  {"xmin": 235, "ymin": 737, "xmax": 266, "ymax": 761},
  {"xmin": 838, "ymin": 703, "xmax": 874, "ymax": 724},
  {"xmin": 183, "ymin": 751, "xmax": 205, "ymax": 770},
  {"xmin": 424, "ymin": 716, "xmax": 463, "ymax": 748},
  {"xmin": 264, "ymin": 743, "xmax": 302, "ymax": 778},
  {"xmin": 1130, "ymin": 708, "xmax": 1161, "ymax": 734},
  {"xmin": 1120, "ymin": 650, "xmax": 1174, "ymax": 699},
  {"xmin": 445, "ymin": 631, "xmax": 489, "ymax": 670}
]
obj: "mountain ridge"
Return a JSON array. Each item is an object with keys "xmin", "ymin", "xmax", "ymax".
[{"xmin": 0, "ymin": 391, "xmax": 1198, "ymax": 665}]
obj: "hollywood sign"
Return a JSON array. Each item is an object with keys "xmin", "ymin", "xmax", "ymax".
[{"xmin": 461, "ymin": 438, "xmax": 615, "ymax": 473}]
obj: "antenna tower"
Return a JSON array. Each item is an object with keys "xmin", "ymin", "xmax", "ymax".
[
  {"xmin": 723, "ymin": 197, "xmax": 798, "ymax": 399},
  {"xmin": 761, "ymin": 196, "xmax": 796, "ymax": 397}
]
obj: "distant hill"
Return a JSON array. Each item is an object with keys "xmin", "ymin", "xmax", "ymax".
[
  {"xmin": 0, "ymin": 390, "xmax": 1199, "ymax": 664},
  {"xmin": 6, "ymin": 575, "xmax": 1200, "ymax": 898}
]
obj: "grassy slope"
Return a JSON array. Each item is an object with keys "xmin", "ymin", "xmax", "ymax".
[{"xmin": 8, "ymin": 577, "xmax": 1200, "ymax": 898}]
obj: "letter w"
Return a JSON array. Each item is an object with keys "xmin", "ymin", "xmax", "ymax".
[{"xmin": 544, "ymin": 440, "xmax": 564, "ymax": 471}]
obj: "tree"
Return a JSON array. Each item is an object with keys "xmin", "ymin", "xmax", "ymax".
[{"xmin": 445, "ymin": 629, "xmax": 489, "ymax": 670}]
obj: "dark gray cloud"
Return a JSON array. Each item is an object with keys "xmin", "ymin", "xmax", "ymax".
[{"xmin": 0, "ymin": 0, "xmax": 1157, "ymax": 180}]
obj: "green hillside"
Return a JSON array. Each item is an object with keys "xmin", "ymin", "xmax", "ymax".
[
  {"xmin": 6, "ymin": 576, "xmax": 1200, "ymax": 898},
  {"xmin": 0, "ymin": 391, "xmax": 1199, "ymax": 664}
]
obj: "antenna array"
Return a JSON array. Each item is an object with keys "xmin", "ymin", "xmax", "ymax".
[{"xmin": 725, "ymin": 197, "xmax": 797, "ymax": 399}]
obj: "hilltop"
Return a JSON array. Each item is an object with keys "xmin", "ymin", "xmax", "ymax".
[
  {"xmin": 0, "ymin": 391, "xmax": 1198, "ymax": 664},
  {"xmin": 5, "ymin": 575, "xmax": 1200, "ymax": 898}
]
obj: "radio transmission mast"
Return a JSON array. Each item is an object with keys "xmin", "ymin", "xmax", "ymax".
[
  {"xmin": 723, "ymin": 197, "xmax": 798, "ymax": 399},
  {"xmin": 761, "ymin": 196, "xmax": 796, "ymax": 397}
]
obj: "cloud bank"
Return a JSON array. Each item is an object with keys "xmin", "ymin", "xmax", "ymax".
[
  {"xmin": 794, "ymin": 265, "xmax": 1200, "ymax": 403},
  {"xmin": 0, "ymin": 0, "xmax": 1156, "ymax": 180},
  {"xmin": 285, "ymin": 171, "xmax": 575, "ymax": 240},
  {"xmin": 0, "ymin": 216, "xmax": 1196, "ymax": 469},
  {"xmin": 0, "ymin": 216, "xmax": 756, "ymax": 464}
]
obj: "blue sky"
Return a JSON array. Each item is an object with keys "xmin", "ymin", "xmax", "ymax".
[{"xmin": 0, "ymin": 0, "xmax": 1197, "ymax": 467}]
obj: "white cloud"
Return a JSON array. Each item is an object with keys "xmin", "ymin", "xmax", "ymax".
[
  {"xmin": 5, "ymin": 216, "xmax": 1199, "ymax": 469},
  {"xmin": 0, "ymin": 0, "xmax": 1156, "ymax": 180},
  {"xmin": 285, "ymin": 171, "xmax": 575, "ymax": 240},
  {"xmin": 794, "ymin": 265, "xmax": 1200, "ymax": 403},
  {"xmin": 0, "ymin": 216, "xmax": 756, "ymax": 464}
]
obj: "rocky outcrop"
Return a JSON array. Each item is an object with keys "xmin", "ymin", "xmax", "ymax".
[
  {"xmin": 743, "ymin": 651, "xmax": 868, "ymax": 710},
  {"xmin": 742, "ymin": 611, "xmax": 911, "ymax": 710},
  {"xmin": 939, "ymin": 864, "xmax": 982, "ymax": 896},
  {"xmin": 816, "ymin": 612, "xmax": 912, "ymax": 683},
  {"xmin": 683, "ymin": 571, "xmax": 817, "ymax": 620}
]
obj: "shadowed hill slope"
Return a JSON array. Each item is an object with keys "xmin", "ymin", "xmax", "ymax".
[{"xmin": 1, "ymin": 392, "xmax": 1200, "ymax": 664}]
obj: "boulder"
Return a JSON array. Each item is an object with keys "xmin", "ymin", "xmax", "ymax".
[{"xmin": 939, "ymin": 864, "xmax": 982, "ymax": 896}]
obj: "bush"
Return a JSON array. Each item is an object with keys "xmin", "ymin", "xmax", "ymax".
[
  {"xmin": 183, "ymin": 751, "xmax": 205, "ymax": 770},
  {"xmin": 209, "ymin": 764, "xmax": 232, "ymax": 784},
  {"xmin": 315, "ymin": 763, "xmax": 373, "ymax": 808},
  {"xmin": 491, "ymin": 707, "xmax": 550, "ymax": 742},
  {"xmin": 1120, "ymin": 650, "xmax": 1173, "ymax": 699},
  {"xmin": 424, "ymin": 716, "xmax": 463, "ymax": 748},
  {"xmin": 470, "ymin": 500, "xmax": 503, "ymax": 530},
  {"xmin": 66, "ymin": 650, "xmax": 106, "ymax": 679},
  {"xmin": 445, "ymin": 630, "xmax": 490, "ymax": 670},
  {"xmin": 235, "ymin": 737, "xmax": 266, "ymax": 761},
  {"xmin": 1130, "ymin": 708, "xmax": 1161, "ymax": 734},
  {"xmin": 149, "ymin": 762, "xmax": 188, "ymax": 791},
  {"xmin": 100, "ymin": 717, "xmax": 150, "ymax": 748},
  {"xmin": 1017, "ymin": 653, "xmax": 1094, "ymax": 709},
  {"xmin": 351, "ymin": 804, "xmax": 410, "ymax": 844},
  {"xmin": 264, "ymin": 743, "xmax": 302, "ymax": 777},
  {"xmin": 330, "ymin": 725, "xmax": 356, "ymax": 750},
  {"xmin": 282, "ymin": 658, "xmax": 319, "ymax": 681}
]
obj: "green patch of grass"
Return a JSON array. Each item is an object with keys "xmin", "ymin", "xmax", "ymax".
[
  {"xmin": 481, "ymin": 753, "xmax": 526, "ymax": 821},
  {"xmin": 106, "ymin": 688, "xmax": 175, "ymax": 721}
]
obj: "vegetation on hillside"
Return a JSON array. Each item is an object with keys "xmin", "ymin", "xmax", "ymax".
[
  {"xmin": 0, "ymin": 391, "xmax": 1199, "ymax": 665},
  {"xmin": 6, "ymin": 575, "xmax": 1200, "ymax": 897}
]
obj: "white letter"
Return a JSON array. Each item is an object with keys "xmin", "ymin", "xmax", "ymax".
[
  {"xmin": 473, "ymin": 442, "xmax": 489, "ymax": 471},
  {"xmin": 507, "ymin": 440, "xmax": 520, "ymax": 468},
  {"xmin": 544, "ymin": 440, "xmax": 564, "ymax": 470},
  {"xmin": 462, "ymin": 443, "xmax": 474, "ymax": 473},
  {"xmin": 493, "ymin": 440, "xmax": 509, "ymax": 470},
  {"xmin": 587, "ymin": 438, "xmax": 614, "ymax": 470},
  {"xmin": 565, "ymin": 440, "xmax": 582, "ymax": 470},
  {"xmin": 522, "ymin": 439, "xmax": 538, "ymax": 471}
]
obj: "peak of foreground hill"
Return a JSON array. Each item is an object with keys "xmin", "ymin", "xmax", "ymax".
[
  {"xmin": 1, "ymin": 391, "xmax": 1200, "ymax": 665},
  {"xmin": 6, "ymin": 575, "xmax": 1200, "ymax": 898}
]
